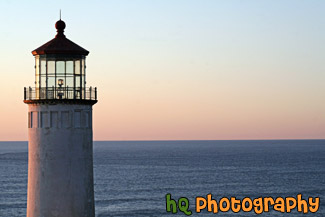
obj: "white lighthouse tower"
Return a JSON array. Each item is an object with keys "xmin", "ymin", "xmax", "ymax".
[{"xmin": 24, "ymin": 19, "xmax": 97, "ymax": 217}]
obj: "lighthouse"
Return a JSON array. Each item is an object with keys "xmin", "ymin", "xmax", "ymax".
[{"xmin": 24, "ymin": 19, "xmax": 97, "ymax": 217}]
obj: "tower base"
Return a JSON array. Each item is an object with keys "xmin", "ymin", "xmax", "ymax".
[{"xmin": 26, "ymin": 103, "xmax": 95, "ymax": 217}]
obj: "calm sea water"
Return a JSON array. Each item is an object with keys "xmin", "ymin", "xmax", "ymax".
[{"xmin": 0, "ymin": 140, "xmax": 324, "ymax": 216}]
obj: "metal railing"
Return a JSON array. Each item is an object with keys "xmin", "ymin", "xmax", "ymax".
[{"xmin": 24, "ymin": 87, "xmax": 97, "ymax": 101}]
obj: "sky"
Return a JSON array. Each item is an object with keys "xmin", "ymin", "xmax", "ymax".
[{"xmin": 0, "ymin": 0, "xmax": 324, "ymax": 140}]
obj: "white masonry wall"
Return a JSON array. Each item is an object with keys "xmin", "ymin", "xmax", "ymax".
[{"xmin": 26, "ymin": 103, "xmax": 95, "ymax": 217}]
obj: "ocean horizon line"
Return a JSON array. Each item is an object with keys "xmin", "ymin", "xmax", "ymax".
[{"xmin": 0, "ymin": 138, "xmax": 324, "ymax": 142}]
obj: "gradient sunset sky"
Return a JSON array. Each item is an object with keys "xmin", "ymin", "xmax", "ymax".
[{"xmin": 0, "ymin": 0, "xmax": 324, "ymax": 140}]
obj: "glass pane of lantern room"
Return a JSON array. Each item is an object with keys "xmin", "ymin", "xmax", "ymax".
[
  {"xmin": 66, "ymin": 77, "xmax": 73, "ymax": 98},
  {"xmin": 81, "ymin": 59, "xmax": 85, "ymax": 75},
  {"xmin": 48, "ymin": 76, "xmax": 55, "ymax": 99},
  {"xmin": 40, "ymin": 60, "xmax": 46, "ymax": 89},
  {"xmin": 48, "ymin": 61, "xmax": 55, "ymax": 93},
  {"xmin": 66, "ymin": 61, "xmax": 73, "ymax": 87},
  {"xmin": 48, "ymin": 77, "xmax": 55, "ymax": 88},
  {"xmin": 75, "ymin": 76, "xmax": 81, "ymax": 88},
  {"xmin": 82, "ymin": 59, "xmax": 86, "ymax": 96},
  {"xmin": 35, "ymin": 57, "xmax": 40, "ymax": 88},
  {"xmin": 75, "ymin": 60, "xmax": 80, "ymax": 75},
  {"xmin": 66, "ymin": 77, "xmax": 73, "ymax": 88},
  {"xmin": 40, "ymin": 77, "xmax": 47, "ymax": 98},
  {"xmin": 56, "ymin": 61, "xmax": 65, "ymax": 75},
  {"xmin": 40, "ymin": 60, "xmax": 46, "ymax": 75},
  {"xmin": 75, "ymin": 76, "xmax": 81, "ymax": 99},
  {"xmin": 66, "ymin": 61, "xmax": 73, "ymax": 75},
  {"xmin": 48, "ymin": 61, "xmax": 55, "ymax": 75}
]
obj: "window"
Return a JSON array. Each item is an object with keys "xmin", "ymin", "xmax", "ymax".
[
  {"xmin": 75, "ymin": 60, "xmax": 80, "ymax": 75},
  {"xmin": 48, "ymin": 61, "xmax": 55, "ymax": 74},
  {"xmin": 66, "ymin": 61, "xmax": 73, "ymax": 75},
  {"xmin": 40, "ymin": 60, "xmax": 47, "ymax": 88},
  {"xmin": 56, "ymin": 61, "xmax": 65, "ymax": 75}
]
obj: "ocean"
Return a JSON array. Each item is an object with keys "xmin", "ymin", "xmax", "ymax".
[{"xmin": 0, "ymin": 140, "xmax": 324, "ymax": 216}]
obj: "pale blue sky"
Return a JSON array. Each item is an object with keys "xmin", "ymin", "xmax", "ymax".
[{"xmin": 0, "ymin": 1, "xmax": 324, "ymax": 140}]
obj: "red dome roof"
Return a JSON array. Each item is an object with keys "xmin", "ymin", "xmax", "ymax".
[{"xmin": 32, "ymin": 20, "xmax": 89, "ymax": 56}]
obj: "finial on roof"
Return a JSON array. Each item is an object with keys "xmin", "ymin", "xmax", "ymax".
[
  {"xmin": 60, "ymin": 9, "xmax": 61, "ymax": 20},
  {"xmin": 55, "ymin": 18, "xmax": 66, "ymax": 38}
]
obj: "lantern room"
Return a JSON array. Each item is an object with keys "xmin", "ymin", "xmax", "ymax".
[{"xmin": 24, "ymin": 19, "xmax": 97, "ymax": 102}]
